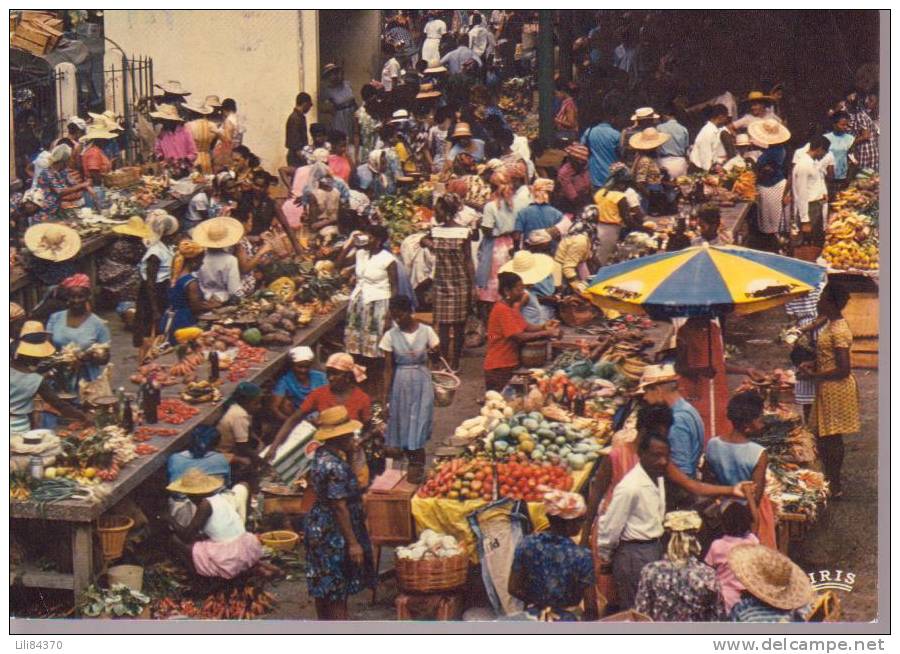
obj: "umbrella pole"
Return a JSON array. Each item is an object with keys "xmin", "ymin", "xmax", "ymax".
[{"xmin": 708, "ymin": 319, "xmax": 716, "ymax": 437}]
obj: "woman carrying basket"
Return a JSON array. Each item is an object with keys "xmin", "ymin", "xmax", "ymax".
[{"xmin": 380, "ymin": 295, "xmax": 441, "ymax": 483}]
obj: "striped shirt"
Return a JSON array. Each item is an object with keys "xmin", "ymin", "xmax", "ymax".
[{"xmin": 730, "ymin": 596, "xmax": 807, "ymax": 623}]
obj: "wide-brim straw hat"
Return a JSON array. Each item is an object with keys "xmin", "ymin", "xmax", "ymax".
[
  {"xmin": 166, "ymin": 468, "xmax": 224, "ymax": 496},
  {"xmin": 499, "ymin": 250, "xmax": 555, "ymax": 286},
  {"xmin": 748, "ymin": 119, "xmax": 791, "ymax": 146},
  {"xmin": 204, "ymin": 95, "xmax": 223, "ymax": 108},
  {"xmin": 390, "ymin": 109, "xmax": 410, "ymax": 123},
  {"xmin": 149, "ymin": 103, "xmax": 184, "ymax": 122},
  {"xmin": 629, "ymin": 127, "xmax": 671, "ymax": 150},
  {"xmin": 635, "ymin": 363, "xmax": 679, "ymax": 394},
  {"xmin": 728, "ymin": 544, "xmax": 815, "ymax": 611},
  {"xmin": 743, "ymin": 90, "xmax": 774, "ymax": 104},
  {"xmin": 112, "ymin": 215, "xmax": 152, "ymax": 240},
  {"xmin": 416, "ymin": 83, "xmax": 442, "ymax": 99},
  {"xmin": 734, "ymin": 133, "xmax": 752, "ymax": 147},
  {"xmin": 155, "ymin": 80, "xmax": 191, "ymax": 96},
  {"xmin": 191, "ymin": 216, "xmax": 245, "ymax": 249},
  {"xmin": 451, "ymin": 122, "xmax": 473, "ymax": 139},
  {"xmin": 630, "ymin": 106, "xmax": 660, "ymax": 122},
  {"xmin": 24, "ymin": 223, "xmax": 82, "ymax": 262},
  {"xmin": 181, "ymin": 101, "xmax": 213, "ymax": 116},
  {"xmin": 424, "ymin": 63, "xmax": 448, "ymax": 74},
  {"xmin": 16, "ymin": 320, "xmax": 56, "ymax": 358},
  {"xmin": 80, "ymin": 125, "xmax": 118, "ymax": 142},
  {"xmin": 314, "ymin": 406, "xmax": 363, "ymax": 442},
  {"xmin": 89, "ymin": 111, "xmax": 123, "ymax": 131}
]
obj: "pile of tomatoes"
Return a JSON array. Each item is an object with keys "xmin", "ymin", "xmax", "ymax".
[
  {"xmin": 226, "ymin": 343, "xmax": 268, "ymax": 383},
  {"xmin": 416, "ymin": 454, "xmax": 573, "ymax": 502},
  {"xmin": 133, "ymin": 426, "xmax": 179, "ymax": 442},
  {"xmin": 158, "ymin": 398, "xmax": 200, "ymax": 424}
]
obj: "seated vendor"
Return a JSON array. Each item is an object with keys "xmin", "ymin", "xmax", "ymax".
[
  {"xmin": 216, "ymin": 382, "xmax": 265, "ymax": 484},
  {"xmin": 554, "ymin": 208, "xmax": 599, "ymax": 295},
  {"xmin": 192, "ymin": 217, "xmax": 245, "ymax": 303},
  {"xmin": 265, "ymin": 352, "xmax": 371, "ymax": 463},
  {"xmin": 484, "ymin": 272, "xmax": 560, "ymax": 392},
  {"xmin": 508, "ymin": 489, "xmax": 594, "ymax": 622},
  {"xmin": 163, "ymin": 469, "xmax": 262, "ymax": 580},
  {"xmin": 167, "ymin": 424, "xmax": 232, "ymax": 487},
  {"xmin": 46, "ymin": 274, "xmax": 111, "ymax": 384},
  {"xmin": 10, "ymin": 321, "xmax": 90, "ymax": 432},
  {"xmin": 270, "ymin": 346, "xmax": 328, "ymax": 422},
  {"xmin": 499, "ymin": 250, "xmax": 559, "ymax": 326},
  {"xmin": 164, "ymin": 239, "xmax": 221, "ymax": 341}
]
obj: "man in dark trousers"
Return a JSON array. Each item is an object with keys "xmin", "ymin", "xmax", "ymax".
[{"xmin": 285, "ymin": 92, "xmax": 313, "ymax": 167}]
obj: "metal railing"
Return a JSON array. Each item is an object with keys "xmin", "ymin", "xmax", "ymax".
[{"xmin": 102, "ymin": 54, "xmax": 154, "ymax": 165}]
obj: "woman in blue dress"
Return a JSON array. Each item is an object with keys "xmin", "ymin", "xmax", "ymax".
[
  {"xmin": 304, "ymin": 406, "xmax": 375, "ymax": 620},
  {"xmin": 162, "ymin": 240, "xmax": 220, "ymax": 342},
  {"xmin": 379, "ymin": 296, "xmax": 440, "ymax": 483},
  {"xmin": 46, "ymin": 275, "xmax": 111, "ymax": 385}
]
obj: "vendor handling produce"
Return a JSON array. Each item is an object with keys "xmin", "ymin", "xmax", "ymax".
[
  {"xmin": 134, "ymin": 211, "xmax": 180, "ymax": 362},
  {"xmin": 269, "ymin": 346, "xmax": 328, "ymax": 422},
  {"xmin": 10, "ymin": 320, "xmax": 90, "ymax": 432},
  {"xmin": 163, "ymin": 239, "xmax": 220, "ymax": 341},
  {"xmin": 46, "ymin": 274, "xmax": 111, "ymax": 384}
]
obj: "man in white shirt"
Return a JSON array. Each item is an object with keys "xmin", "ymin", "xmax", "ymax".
[
  {"xmin": 792, "ymin": 136, "xmax": 831, "ymax": 247},
  {"xmin": 381, "ymin": 50, "xmax": 403, "ymax": 92},
  {"xmin": 468, "ymin": 14, "xmax": 491, "ymax": 59},
  {"xmin": 596, "ymin": 407, "xmax": 671, "ymax": 608},
  {"xmin": 688, "ymin": 104, "xmax": 730, "ymax": 172}
]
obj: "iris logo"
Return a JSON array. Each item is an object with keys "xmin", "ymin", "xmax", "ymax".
[{"xmin": 808, "ymin": 569, "xmax": 856, "ymax": 592}]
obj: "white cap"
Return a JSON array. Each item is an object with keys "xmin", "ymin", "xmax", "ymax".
[{"xmin": 290, "ymin": 346, "xmax": 315, "ymax": 363}]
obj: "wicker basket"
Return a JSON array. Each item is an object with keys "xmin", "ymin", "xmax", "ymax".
[
  {"xmin": 395, "ymin": 552, "xmax": 469, "ymax": 593},
  {"xmin": 96, "ymin": 515, "xmax": 134, "ymax": 562}
]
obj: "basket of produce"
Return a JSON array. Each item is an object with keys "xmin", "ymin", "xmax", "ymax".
[
  {"xmin": 102, "ymin": 166, "xmax": 142, "ymax": 189},
  {"xmin": 395, "ymin": 531, "xmax": 469, "ymax": 593},
  {"xmin": 97, "ymin": 515, "xmax": 135, "ymax": 561},
  {"xmin": 258, "ymin": 530, "xmax": 300, "ymax": 551},
  {"xmin": 432, "ymin": 363, "xmax": 460, "ymax": 408}
]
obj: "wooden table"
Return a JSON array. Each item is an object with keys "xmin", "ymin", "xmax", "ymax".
[
  {"xmin": 9, "ymin": 302, "xmax": 347, "ymax": 597},
  {"xmin": 720, "ymin": 202, "xmax": 752, "ymax": 243}
]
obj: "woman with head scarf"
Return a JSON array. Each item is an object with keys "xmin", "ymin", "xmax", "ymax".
[
  {"xmin": 265, "ymin": 352, "xmax": 373, "ymax": 463},
  {"xmin": 513, "ymin": 178, "xmax": 565, "ymax": 255},
  {"xmin": 216, "ymin": 381, "xmax": 265, "ymax": 484},
  {"xmin": 46, "ymin": 274, "xmax": 111, "ymax": 383},
  {"xmin": 355, "ymin": 148, "xmax": 394, "ymax": 199},
  {"xmin": 163, "ymin": 239, "xmax": 218, "ymax": 341},
  {"xmin": 134, "ymin": 211, "xmax": 180, "ymax": 360},
  {"xmin": 270, "ymin": 346, "xmax": 328, "ymax": 422},
  {"xmin": 508, "ymin": 488, "xmax": 594, "ymax": 621},
  {"xmin": 32, "ymin": 144, "xmax": 95, "ymax": 224},
  {"xmin": 476, "ymin": 168, "xmax": 518, "ymax": 306}
]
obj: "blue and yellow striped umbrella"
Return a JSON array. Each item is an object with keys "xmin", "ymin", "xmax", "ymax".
[{"xmin": 584, "ymin": 243, "xmax": 827, "ymax": 320}]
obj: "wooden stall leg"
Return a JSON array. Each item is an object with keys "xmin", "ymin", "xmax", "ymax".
[
  {"xmin": 71, "ymin": 523, "xmax": 94, "ymax": 598},
  {"xmin": 371, "ymin": 545, "xmax": 382, "ymax": 603}
]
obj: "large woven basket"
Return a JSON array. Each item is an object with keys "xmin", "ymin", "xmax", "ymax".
[
  {"xmin": 395, "ymin": 552, "xmax": 469, "ymax": 593},
  {"xmin": 96, "ymin": 515, "xmax": 134, "ymax": 562}
]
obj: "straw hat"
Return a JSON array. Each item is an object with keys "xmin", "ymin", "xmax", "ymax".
[
  {"xmin": 630, "ymin": 106, "xmax": 660, "ymax": 122},
  {"xmin": 15, "ymin": 320, "xmax": 56, "ymax": 358},
  {"xmin": 629, "ymin": 127, "xmax": 671, "ymax": 150},
  {"xmin": 322, "ymin": 63, "xmax": 341, "ymax": 77},
  {"xmin": 181, "ymin": 100, "xmax": 213, "ymax": 116},
  {"xmin": 390, "ymin": 109, "xmax": 410, "ymax": 123},
  {"xmin": 663, "ymin": 510, "xmax": 703, "ymax": 532},
  {"xmin": 728, "ymin": 545, "xmax": 815, "ymax": 611},
  {"xmin": 166, "ymin": 468, "xmax": 224, "ymax": 496},
  {"xmin": 499, "ymin": 250, "xmax": 555, "ymax": 285},
  {"xmin": 423, "ymin": 62, "xmax": 448, "ymax": 74},
  {"xmin": 416, "ymin": 83, "xmax": 442, "ymax": 100},
  {"xmin": 451, "ymin": 122, "xmax": 473, "ymax": 139},
  {"xmin": 314, "ymin": 406, "xmax": 363, "ymax": 442},
  {"xmin": 149, "ymin": 103, "xmax": 184, "ymax": 122},
  {"xmin": 155, "ymin": 80, "xmax": 191, "ymax": 96},
  {"xmin": 734, "ymin": 133, "xmax": 752, "ymax": 147},
  {"xmin": 88, "ymin": 110, "xmax": 123, "ymax": 131},
  {"xmin": 24, "ymin": 223, "xmax": 82, "ymax": 262},
  {"xmin": 748, "ymin": 119, "xmax": 791, "ymax": 146},
  {"xmin": 635, "ymin": 363, "xmax": 679, "ymax": 394},
  {"xmin": 744, "ymin": 90, "xmax": 774, "ymax": 104},
  {"xmin": 10, "ymin": 302, "xmax": 26, "ymax": 322},
  {"xmin": 191, "ymin": 216, "xmax": 245, "ymax": 249},
  {"xmin": 80, "ymin": 125, "xmax": 118, "ymax": 142},
  {"xmin": 204, "ymin": 95, "xmax": 223, "ymax": 108},
  {"xmin": 112, "ymin": 216, "xmax": 152, "ymax": 240}
]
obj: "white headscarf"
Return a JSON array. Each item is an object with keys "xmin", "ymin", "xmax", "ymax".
[
  {"xmin": 49, "ymin": 143, "xmax": 72, "ymax": 165},
  {"xmin": 145, "ymin": 210, "xmax": 179, "ymax": 245},
  {"xmin": 290, "ymin": 346, "xmax": 315, "ymax": 363}
]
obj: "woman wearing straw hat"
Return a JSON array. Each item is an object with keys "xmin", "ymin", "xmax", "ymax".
[
  {"xmin": 163, "ymin": 239, "xmax": 218, "ymax": 341},
  {"xmin": 22, "ymin": 223, "xmax": 81, "ymax": 322},
  {"xmin": 133, "ymin": 212, "xmax": 180, "ymax": 361},
  {"xmin": 446, "ymin": 122, "xmax": 485, "ymax": 169},
  {"xmin": 629, "ymin": 127, "xmax": 671, "ymax": 214},
  {"xmin": 508, "ymin": 488, "xmax": 593, "ymax": 621},
  {"xmin": 151, "ymin": 104, "xmax": 197, "ymax": 167},
  {"xmin": 32, "ymin": 144, "xmax": 95, "ymax": 225},
  {"xmin": 634, "ymin": 510, "xmax": 726, "ymax": 621},
  {"xmin": 183, "ymin": 100, "xmax": 219, "ymax": 174},
  {"xmin": 79, "ymin": 124, "xmax": 116, "ymax": 187},
  {"xmin": 304, "ymin": 406, "xmax": 375, "ymax": 619},
  {"xmin": 192, "ymin": 217, "xmax": 245, "ymax": 303},
  {"xmin": 748, "ymin": 119, "xmax": 791, "ymax": 253},
  {"xmin": 10, "ymin": 320, "xmax": 90, "ymax": 432},
  {"xmin": 729, "ymin": 91, "xmax": 781, "ymax": 159},
  {"xmin": 321, "ymin": 63, "xmax": 358, "ymax": 146},
  {"xmin": 728, "ymin": 544, "xmax": 814, "ymax": 622},
  {"xmin": 163, "ymin": 469, "xmax": 262, "ymax": 580},
  {"xmin": 499, "ymin": 249, "xmax": 559, "ymax": 326}
]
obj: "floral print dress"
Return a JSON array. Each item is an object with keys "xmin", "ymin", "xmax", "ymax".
[
  {"xmin": 304, "ymin": 447, "xmax": 375, "ymax": 601},
  {"xmin": 510, "ymin": 532, "xmax": 594, "ymax": 621},
  {"xmin": 33, "ymin": 168, "xmax": 67, "ymax": 224},
  {"xmin": 634, "ymin": 557, "xmax": 726, "ymax": 621}
]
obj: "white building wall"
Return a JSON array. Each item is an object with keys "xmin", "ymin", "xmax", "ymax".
[{"xmin": 103, "ymin": 9, "xmax": 319, "ymax": 169}]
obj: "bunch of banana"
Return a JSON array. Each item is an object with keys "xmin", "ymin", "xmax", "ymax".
[
  {"xmin": 181, "ymin": 381, "xmax": 221, "ymax": 404},
  {"xmin": 619, "ymin": 357, "xmax": 648, "ymax": 381}
]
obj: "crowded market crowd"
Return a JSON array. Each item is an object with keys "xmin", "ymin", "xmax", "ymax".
[{"xmin": 10, "ymin": 9, "xmax": 876, "ymax": 624}]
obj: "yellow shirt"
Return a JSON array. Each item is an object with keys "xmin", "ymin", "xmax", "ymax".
[
  {"xmin": 395, "ymin": 142, "xmax": 416, "ymax": 174},
  {"xmin": 594, "ymin": 188, "xmax": 626, "ymax": 225},
  {"xmin": 554, "ymin": 233, "xmax": 591, "ymax": 282}
]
